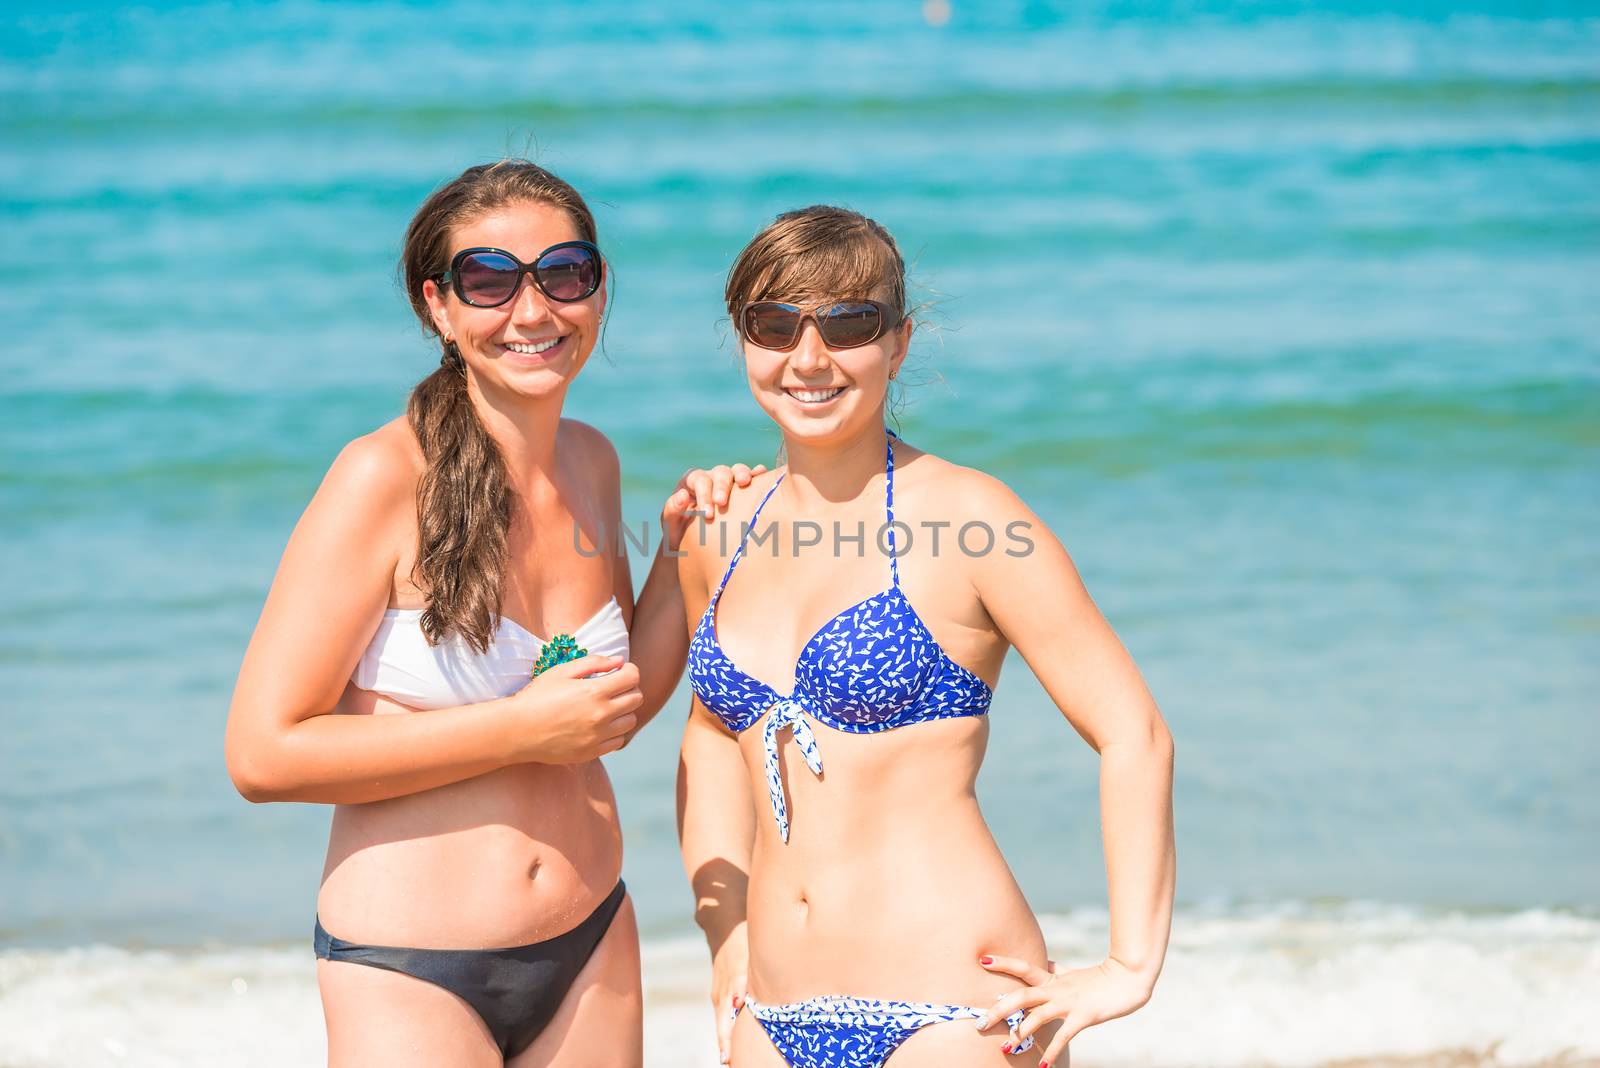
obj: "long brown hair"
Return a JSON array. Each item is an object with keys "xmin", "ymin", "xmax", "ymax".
[{"xmin": 399, "ymin": 160, "xmax": 599, "ymax": 651}]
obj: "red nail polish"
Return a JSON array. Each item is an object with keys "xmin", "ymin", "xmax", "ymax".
[
  {"xmin": 1001, "ymin": 1043, "xmax": 1013, "ymax": 1054},
  {"xmin": 1039, "ymin": 1061, "xmax": 1050, "ymax": 1068},
  {"xmin": 979, "ymin": 955, "xmax": 993, "ymax": 964}
]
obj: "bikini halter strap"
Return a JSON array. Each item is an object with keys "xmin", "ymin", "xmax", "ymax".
[
  {"xmin": 884, "ymin": 426, "xmax": 900, "ymax": 587},
  {"xmin": 712, "ymin": 426, "xmax": 901, "ymax": 599},
  {"xmin": 711, "ymin": 474, "xmax": 785, "ymax": 600}
]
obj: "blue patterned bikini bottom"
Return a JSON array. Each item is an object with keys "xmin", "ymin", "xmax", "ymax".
[{"xmin": 737, "ymin": 993, "xmax": 1033, "ymax": 1068}]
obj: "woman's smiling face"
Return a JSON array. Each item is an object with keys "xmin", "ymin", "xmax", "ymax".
[
  {"xmin": 723, "ymin": 207, "xmax": 913, "ymax": 448},
  {"xmin": 740, "ymin": 294, "xmax": 911, "ymax": 445},
  {"xmin": 422, "ymin": 198, "xmax": 605, "ymax": 403}
]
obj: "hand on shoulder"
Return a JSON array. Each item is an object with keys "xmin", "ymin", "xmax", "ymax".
[{"xmin": 673, "ymin": 464, "xmax": 782, "ymax": 617}]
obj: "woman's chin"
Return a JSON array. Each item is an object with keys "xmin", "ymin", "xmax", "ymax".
[
  {"xmin": 483, "ymin": 361, "xmax": 581, "ymax": 402},
  {"xmin": 765, "ymin": 400, "xmax": 880, "ymax": 443}
]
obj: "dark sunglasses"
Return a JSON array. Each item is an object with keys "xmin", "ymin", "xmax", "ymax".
[
  {"xmin": 436, "ymin": 241, "xmax": 603, "ymax": 308},
  {"xmin": 740, "ymin": 300, "xmax": 902, "ymax": 352}
]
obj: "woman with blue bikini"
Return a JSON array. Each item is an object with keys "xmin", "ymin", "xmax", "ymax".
[
  {"xmin": 225, "ymin": 160, "xmax": 760, "ymax": 1067},
  {"xmin": 678, "ymin": 206, "xmax": 1176, "ymax": 1068}
]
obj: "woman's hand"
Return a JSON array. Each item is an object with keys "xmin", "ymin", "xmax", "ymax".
[
  {"xmin": 500, "ymin": 653, "xmax": 643, "ymax": 764},
  {"xmin": 710, "ymin": 921, "xmax": 750, "ymax": 1065},
  {"xmin": 661, "ymin": 463, "xmax": 768, "ymax": 551},
  {"xmin": 976, "ymin": 954, "xmax": 1154, "ymax": 1067}
]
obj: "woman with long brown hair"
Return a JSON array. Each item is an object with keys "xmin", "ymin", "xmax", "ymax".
[
  {"xmin": 677, "ymin": 206, "xmax": 1175, "ymax": 1068},
  {"xmin": 225, "ymin": 159, "xmax": 759, "ymax": 1066}
]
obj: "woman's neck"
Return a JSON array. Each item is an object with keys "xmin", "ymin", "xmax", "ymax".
[
  {"xmin": 778, "ymin": 422, "xmax": 889, "ymax": 509},
  {"xmin": 465, "ymin": 377, "xmax": 566, "ymax": 491}
]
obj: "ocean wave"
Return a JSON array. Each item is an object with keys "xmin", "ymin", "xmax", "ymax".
[
  {"xmin": 2, "ymin": 903, "xmax": 1595, "ymax": 1066},
  {"xmin": 1, "ymin": 379, "xmax": 1591, "ymax": 514},
  {"xmin": 6, "ymin": 75, "xmax": 1597, "ymax": 139}
]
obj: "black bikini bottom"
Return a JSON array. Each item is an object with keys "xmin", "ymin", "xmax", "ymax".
[{"xmin": 314, "ymin": 879, "xmax": 627, "ymax": 1059}]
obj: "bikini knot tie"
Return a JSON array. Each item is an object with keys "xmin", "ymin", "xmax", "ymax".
[{"xmin": 761, "ymin": 697, "xmax": 823, "ymax": 843}]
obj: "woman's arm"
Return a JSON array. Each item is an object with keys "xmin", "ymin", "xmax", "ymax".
[
  {"xmin": 673, "ymin": 524, "xmax": 756, "ymax": 1065},
  {"xmin": 966, "ymin": 471, "xmax": 1175, "ymax": 1065},
  {"xmin": 224, "ymin": 428, "xmax": 643, "ymax": 805},
  {"xmin": 679, "ymin": 698, "xmax": 754, "ymax": 1065},
  {"xmin": 623, "ymin": 542, "xmax": 686, "ymax": 732},
  {"xmin": 591, "ymin": 424, "xmax": 763, "ymax": 741}
]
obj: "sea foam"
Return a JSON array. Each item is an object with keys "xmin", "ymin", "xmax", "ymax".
[{"xmin": 2, "ymin": 904, "xmax": 1595, "ymax": 1066}]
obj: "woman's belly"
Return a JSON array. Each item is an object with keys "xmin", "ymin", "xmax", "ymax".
[
  {"xmin": 315, "ymin": 687, "xmax": 623, "ymax": 948},
  {"xmin": 741, "ymin": 722, "xmax": 1048, "ymax": 1003}
]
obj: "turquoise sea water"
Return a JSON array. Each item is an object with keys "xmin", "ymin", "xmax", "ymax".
[{"xmin": 3, "ymin": 0, "xmax": 1597, "ymax": 987}]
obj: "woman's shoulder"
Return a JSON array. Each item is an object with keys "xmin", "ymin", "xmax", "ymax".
[
  {"xmin": 557, "ymin": 418, "xmax": 621, "ymax": 483},
  {"xmin": 276, "ymin": 419, "xmax": 417, "ymax": 585},
  {"xmin": 680, "ymin": 463, "xmax": 787, "ymax": 571},
  {"xmin": 316, "ymin": 417, "xmax": 422, "ymax": 519},
  {"xmin": 720, "ymin": 462, "xmax": 788, "ymax": 531},
  {"xmin": 895, "ymin": 446, "xmax": 1058, "ymax": 583},
  {"xmin": 673, "ymin": 461, "xmax": 783, "ymax": 604},
  {"xmin": 897, "ymin": 444, "xmax": 1031, "ymax": 521}
]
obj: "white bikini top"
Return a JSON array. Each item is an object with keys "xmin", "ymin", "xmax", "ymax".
[{"xmin": 352, "ymin": 597, "xmax": 631, "ymax": 710}]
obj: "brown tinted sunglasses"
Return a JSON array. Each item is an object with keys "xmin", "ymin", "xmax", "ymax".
[{"xmin": 739, "ymin": 300, "xmax": 902, "ymax": 351}]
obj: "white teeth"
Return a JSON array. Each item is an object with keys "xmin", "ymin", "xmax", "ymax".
[
  {"xmin": 789, "ymin": 388, "xmax": 844, "ymax": 403},
  {"xmin": 504, "ymin": 338, "xmax": 561, "ymax": 355}
]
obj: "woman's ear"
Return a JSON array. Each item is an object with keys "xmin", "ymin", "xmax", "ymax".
[
  {"xmin": 422, "ymin": 278, "xmax": 452, "ymax": 339},
  {"xmin": 889, "ymin": 316, "xmax": 914, "ymax": 375}
]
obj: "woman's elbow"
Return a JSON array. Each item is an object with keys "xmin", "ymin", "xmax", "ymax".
[
  {"xmin": 225, "ymin": 729, "xmax": 294, "ymax": 803},
  {"xmin": 1150, "ymin": 717, "xmax": 1174, "ymax": 764},
  {"xmin": 1101, "ymin": 713, "xmax": 1174, "ymax": 771},
  {"xmin": 227, "ymin": 751, "xmax": 280, "ymax": 803},
  {"xmin": 225, "ymin": 762, "xmax": 264, "ymax": 804}
]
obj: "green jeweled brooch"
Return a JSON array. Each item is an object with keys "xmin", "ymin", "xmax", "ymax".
[{"xmin": 531, "ymin": 633, "xmax": 587, "ymax": 678}]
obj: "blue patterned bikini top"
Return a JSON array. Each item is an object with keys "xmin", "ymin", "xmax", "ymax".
[{"xmin": 687, "ymin": 429, "xmax": 993, "ymax": 841}]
